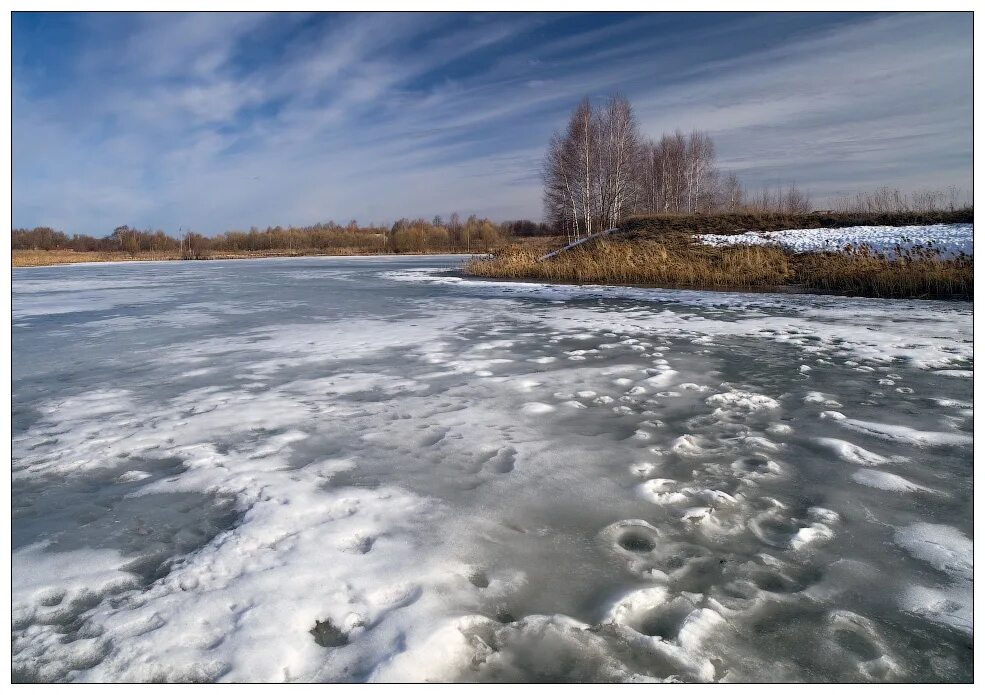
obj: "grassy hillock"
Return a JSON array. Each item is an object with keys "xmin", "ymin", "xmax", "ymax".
[{"xmin": 465, "ymin": 229, "xmax": 972, "ymax": 300}]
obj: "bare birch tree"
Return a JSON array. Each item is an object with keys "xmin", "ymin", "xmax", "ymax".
[
  {"xmin": 684, "ymin": 131, "xmax": 715, "ymax": 213},
  {"xmin": 598, "ymin": 94, "xmax": 642, "ymax": 229},
  {"xmin": 543, "ymin": 131, "xmax": 581, "ymax": 241},
  {"xmin": 544, "ymin": 93, "xmax": 818, "ymax": 231},
  {"xmin": 543, "ymin": 98, "xmax": 599, "ymax": 239},
  {"xmin": 721, "ymin": 172, "xmax": 744, "ymax": 212}
]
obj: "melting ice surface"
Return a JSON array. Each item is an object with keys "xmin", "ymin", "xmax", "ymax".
[{"xmin": 12, "ymin": 256, "xmax": 973, "ymax": 683}]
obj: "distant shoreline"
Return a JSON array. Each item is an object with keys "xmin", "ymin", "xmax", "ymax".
[{"xmin": 11, "ymin": 249, "xmax": 484, "ymax": 268}]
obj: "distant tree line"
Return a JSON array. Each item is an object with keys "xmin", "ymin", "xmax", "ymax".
[
  {"xmin": 543, "ymin": 94, "xmax": 815, "ymax": 240},
  {"xmin": 11, "ymin": 226, "xmax": 178, "ymax": 253},
  {"xmin": 835, "ymin": 186, "xmax": 969, "ymax": 214},
  {"xmin": 11, "ymin": 214, "xmax": 556, "ymax": 255}
]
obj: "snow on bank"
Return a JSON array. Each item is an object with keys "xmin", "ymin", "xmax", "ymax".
[{"xmin": 698, "ymin": 223, "xmax": 973, "ymax": 256}]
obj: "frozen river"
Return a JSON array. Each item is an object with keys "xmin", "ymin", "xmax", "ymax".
[{"xmin": 12, "ymin": 255, "xmax": 973, "ymax": 682}]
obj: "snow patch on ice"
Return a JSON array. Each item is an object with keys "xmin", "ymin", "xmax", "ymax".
[
  {"xmin": 894, "ymin": 524, "xmax": 972, "ymax": 635},
  {"xmin": 851, "ymin": 469, "xmax": 933, "ymax": 493},
  {"xmin": 813, "ymin": 438, "xmax": 889, "ymax": 466},
  {"xmin": 894, "ymin": 524, "xmax": 972, "ymax": 581},
  {"xmin": 838, "ymin": 418, "xmax": 972, "ymax": 448}
]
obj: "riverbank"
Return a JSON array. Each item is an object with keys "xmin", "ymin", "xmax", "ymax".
[
  {"xmin": 11, "ymin": 244, "xmax": 556, "ymax": 268},
  {"xmin": 464, "ymin": 222, "xmax": 973, "ymax": 300}
]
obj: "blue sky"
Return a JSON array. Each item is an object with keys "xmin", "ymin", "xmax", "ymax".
[{"xmin": 13, "ymin": 11, "xmax": 972, "ymax": 235}]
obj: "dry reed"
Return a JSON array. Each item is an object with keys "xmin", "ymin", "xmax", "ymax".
[{"xmin": 465, "ymin": 232, "xmax": 971, "ymax": 300}]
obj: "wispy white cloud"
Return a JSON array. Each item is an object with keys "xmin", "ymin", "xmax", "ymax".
[
  {"xmin": 12, "ymin": 11, "xmax": 972, "ymax": 234},
  {"xmin": 631, "ymin": 13, "xmax": 971, "ymax": 198}
]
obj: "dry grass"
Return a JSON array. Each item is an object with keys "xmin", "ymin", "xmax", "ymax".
[
  {"xmin": 13, "ymin": 236, "xmax": 566, "ymax": 268},
  {"xmin": 465, "ymin": 233, "xmax": 972, "ymax": 300},
  {"xmin": 469, "ymin": 234, "xmax": 791, "ymax": 286},
  {"xmin": 12, "ymin": 249, "xmax": 183, "ymax": 267},
  {"xmin": 795, "ymin": 242, "xmax": 973, "ymax": 299},
  {"xmin": 11, "ymin": 249, "xmax": 342, "ymax": 267}
]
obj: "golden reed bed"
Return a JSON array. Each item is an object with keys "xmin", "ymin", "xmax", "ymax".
[{"xmin": 465, "ymin": 232, "xmax": 972, "ymax": 300}]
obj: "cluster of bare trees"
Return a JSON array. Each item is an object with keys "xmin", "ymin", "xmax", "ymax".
[
  {"xmin": 12, "ymin": 215, "xmax": 513, "ymax": 256},
  {"xmin": 10, "ymin": 226, "xmax": 72, "ymax": 251},
  {"xmin": 749, "ymin": 184, "xmax": 814, "ymax": 215},
  {"xmin": 543, "ymin": 96, "xmax": 644, "ymax": 239},
  {"xmin": 543, "ymin": 94, "xmax": 814, "ymax": 239},
  {"xmin": 636, "ymin": 131, "xmax": 718, "ymax": 215},
  {"xmin": 835, "ymin": 187, "xmax": 969, "ymax": 214},
  {"xmin": 499, "ymin": 219, "xmax": 553, "ymax": 236},
  {"xmin": 386, "ymin": 214, "xmax": 501, "ymax": 252},
  {"xmin": 11, "ymin": 225, "xmax": 181, "ymax": 253}
]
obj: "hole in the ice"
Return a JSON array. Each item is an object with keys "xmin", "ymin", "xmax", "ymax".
[
  {"xmin": 752, "ymin": 513, "xmax": 811, "ymax": 548},
  {"xmin": 352, "ymin": 536, "xmax": 375, "ymax": 554},
  {"xmin": 469, "ymin": 570, "xmax": 490, "ymax": 588},
  {"xmin": 618, "ymin": 531, "xmax": 656, "ymax": 553},
  {"xmin": 833, "ymin": 629, "xmax": 880, "ymax": 661},
  {"xmin": 495, "ymin": 606, "xmax": 516, "ymax": 624},
  {"xmin": 760, "ymin": 518, "xmax": 799, "ymax": 538},
  {"xmin": 751, "ymin": 565, "xmax": 821, "ymax": 594},
  {"xmin": 37, "ymin": 589, "xmax": 66, "ymax": 607},
  {"xmin": 638, "ymin": 601, "xmax": 693, "ymax": 640},
  {"xmin": 735, "ymin": 455, "xmax": 770, "ymax": 472},
  {"xmin": 310, "ymin": 618, "xmax": 349, "ymax": 648}
]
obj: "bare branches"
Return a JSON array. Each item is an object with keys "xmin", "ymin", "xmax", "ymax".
[
  {"xmin": 544, "ymin": 94, "xmax": 925, "ymax": 227},
  {"xmin": 837, "ymin": 186, "xmax": 969, "ymax": 214},
  {"xmin": 543, "ymin": 94, "xmax": 643, "ymax": 239},
  {"xmin": 628, "ymin": 130, "xmax": 719, "ymax": 215}
]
